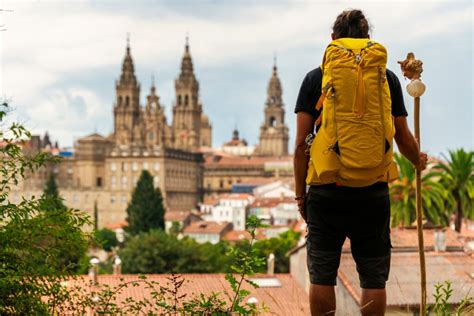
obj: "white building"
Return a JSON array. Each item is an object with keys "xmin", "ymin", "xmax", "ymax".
[
  {"xmin": 201, "ymin": 193, "xmax": 254, "ymax": 231},
  {"xmin": 271, "ymin": 200, "xmax": 300, "ymax": 226},
  {"xmin": 252, "ymin": 180, "xmax": 295, "ymax": 199}
]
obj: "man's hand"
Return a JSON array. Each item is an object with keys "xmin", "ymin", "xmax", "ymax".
[
  {"xmin": 297, "ymin": 196, "xmax": 307, "ymax": 222},
  {"xmin": 417, "ymin": 152, "xmax": 428, "ymax": 171}
]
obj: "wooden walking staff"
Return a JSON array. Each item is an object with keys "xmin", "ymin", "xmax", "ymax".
[{"xmin": 398, "ymin": 53, "xmax": 427, "ymax": 315}]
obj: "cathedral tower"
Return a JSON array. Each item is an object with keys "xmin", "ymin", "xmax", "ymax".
[
  {"xmin": 113, "ymin": 38, "xmax": 141, "ymax": 147},
  {"xmin": 172, "ymin": 37, "xmax": 202, "ymax": 150},
  {"xmin": 255, "ymin": 59, "xmax": 289, "ymax": 156},
  {"xmin": 143, "ymin": 77, "xmax": 170, "ymax": 148}
]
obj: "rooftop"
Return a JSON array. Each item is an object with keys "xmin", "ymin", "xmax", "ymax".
[
  {"xmin": 205, "ymin": 154, "xmax": 292, "ymax": 167},
  {"xmin": 339, "ymin": 251, "xmax": 474, "ymax": 307},
  {"xmin": 165, "ymin": 210, "xmax": 201, "ymax": 222},
  {"xmin": 68, "ymin": 273, "xmax": 310, "ymax": 315},
  {"xmin": 183, "ymin": 221, "xmax": 232, "ymax": 234}
]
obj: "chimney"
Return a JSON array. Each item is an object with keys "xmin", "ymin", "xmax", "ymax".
[
  {"xmin": 113, "ymin": 256, "xmax": 122, "ymax": 275},
  {"xmin": 89, "ymin": 257, "xmax": 100, "ymax": 284},
  {"xmin": 434, "ymin": 229, "xmax": 446, "ymax": 252},
  {"xmin": 267, "ymin": 253, "xmax": 275, "ymax": 276},
  {"xmin": 247, "ymin": 297, "xmax": 258, "ymax": 306}
]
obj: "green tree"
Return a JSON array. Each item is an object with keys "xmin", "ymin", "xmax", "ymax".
[
  {"xmin": 119, "ymin": 229, "xmax": 229, "ymax": 274},
  {"xmin": 253, "ymin": 229, "xmax": 300, "ymax": 273},
  {"xmin": 0, "ymin": 102, "xmax": 90, "ymax": 314},
  {"xmin": 94, "ymin": 228, "xmax": 118, "ymax": 252},
  {"xmin": 390, "ymin": 153, "xmax": 453, "ymax": 227},
  {"xmin": 42, "ymin": 172, "xmax": 65, "ymax": 211},
  {"xmin": 433, "ymin": 149, "xmax": 474, "ymax": 232},
  {"xmin": 126, "ymin": 170, "xmax": 165, "ymax": 235}
]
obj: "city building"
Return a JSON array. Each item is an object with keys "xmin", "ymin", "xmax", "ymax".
[
  {"xmin": 182, "ymin": 221, "xmax": 233, "ymax": 244},
  {"xmin": 199, "ymin": 193, "xmax": 254, "ymax": 231},
  {"xmin": 13, "ymin": 38, "xmax": 210, "ymax": 227},
  {"xmin": 13, "ymin": 43, "xmax": 295, "ymax": 230}
]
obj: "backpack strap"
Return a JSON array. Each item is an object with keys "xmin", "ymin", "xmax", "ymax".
[{"xmin": 314, "ymin": 81, "xmax": 332, "ymax": 128}]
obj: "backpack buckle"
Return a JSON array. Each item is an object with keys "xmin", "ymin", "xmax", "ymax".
[{"xmin": 305, "ymin": 133, "xmax": 315, "ymax": 146}]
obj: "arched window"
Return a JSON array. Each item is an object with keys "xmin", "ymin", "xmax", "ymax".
[
  {"xmin": 118, "ymin": 96, "xmax": 123, "ymax": 106},
  {"xmin": 269, "ymin": 116, "xmax": 276, "ymax": 127},
  {"xmin": 125, "ymin": 96, "xmax": 130, "ymax": 106},
  {"xmin": 184, "ymin": 95, "xmax": 189, "ymax": 106},
  {"xmin": 178, "ymin": 95, "xmax": 182, "ymax": 105}
]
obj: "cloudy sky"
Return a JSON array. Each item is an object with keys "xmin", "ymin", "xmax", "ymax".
[{"xmin": 1, "ymin": 0, "xmax": 472, "ymax": 155}]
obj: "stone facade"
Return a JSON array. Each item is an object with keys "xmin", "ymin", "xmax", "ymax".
[
  {"xmin": 13, "ymin": 43, "xmax": 295, "ymax": 228},
  {"xmin": 13, "ymin": 39, "xmax": 208, "ymax": 228}
]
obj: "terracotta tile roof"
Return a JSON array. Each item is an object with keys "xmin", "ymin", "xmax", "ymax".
[
  {"xmin": 201, "ymin": 196, "xmax": 219, "ymax": 205},
  {"xmin": 338, "ymin": 252, "xmax": 474, "ymax": 307},
  {"xmin": 222, "ymin": 230, "xmax": 252, "ymax": 242},
  {"xmin": 218, "ymin": 193, "xmax": 253, "ymax": 200},
  {"xmin": 104, "ymin": 220, "xmax": 128, "ymax": 230},
  {"xmin": 205, "ymin": 155, "xmax": 293, "ymax": 167},
  {"xmin": 69, "ymin": 273, "xmax": 310, "ymax": 315},
  {"xmin": 165, "ymin": 210, "xmax": 201, "ymax": 222},
  {"xmin": 250, "ymin": 197, "xmax": 295, "ymax": 208},
  {"xmin": 183, "ymin": 221, "xmax": 232, "ymax": 234}
]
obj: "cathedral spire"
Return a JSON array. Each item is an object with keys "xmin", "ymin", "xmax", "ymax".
[
  {"xmin": 267, "ymin": 57, "xmax": 282, "ymax": 106},
  {"xmin": 150, "ymin": 74, "xmax": 156, "ymax": 95},
  {"xmin": 179, "ymin": 35, "xmax": 194, "ymax": 79},
  {"xmin": 119, "ymin": 34, "xmax": 137, "ymax": 87}
]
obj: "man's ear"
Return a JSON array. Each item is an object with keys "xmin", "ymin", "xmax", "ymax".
[{"xmin": 331, "ymin": 33, "xmax": 336, "ymax": 40}]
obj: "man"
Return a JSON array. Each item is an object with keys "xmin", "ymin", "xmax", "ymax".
[{"xmin": 293, "ymin": 9, "xmax": 428, "ymax": 316}]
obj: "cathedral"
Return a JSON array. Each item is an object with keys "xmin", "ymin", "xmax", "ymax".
[
  {"xmin": 13, "ymin": 38, "xmax": 291, "ymax": 228},
  {"xmin": 113, "ymin": 37, "xmax": 212, "ymax": 151}
]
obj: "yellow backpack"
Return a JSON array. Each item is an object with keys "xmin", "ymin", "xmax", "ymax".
[{"xmin": 306, "ymin": 38, "xmax": 399, "ymax": 187}]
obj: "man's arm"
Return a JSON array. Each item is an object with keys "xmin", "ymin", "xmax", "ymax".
[
  {"xmin": 394, "ymin": 116, "xmax": 427, "ymax": 170},
  {"xmin": 293, "ymin": 112, "xmax": 315, "ymax": 219}
]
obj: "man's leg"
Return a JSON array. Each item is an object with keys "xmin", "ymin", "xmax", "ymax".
[
  {"xmin": 305, "ymin": 188, "xmax": 346, "ymax": 316},
  {"xmin": 360, "ymin": 288, "xmax": 386, "ymax": 316},
  {"xmin": 349, "ymin": 194, "xmax": 392, "ymax": 316},
  {"xmin": 309, "ymin": 285, "xmax": 336, "ymax": 316}
]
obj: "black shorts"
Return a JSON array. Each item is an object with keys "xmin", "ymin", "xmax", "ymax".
[{"xmin": 305, "ymin": 184, "xmax": 392, "ymax": 289}]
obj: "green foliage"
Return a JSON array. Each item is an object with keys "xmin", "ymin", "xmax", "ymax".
[
  {"xmin": 428, "ymin": 280, "xmax": 473, "ymax": 316},
  {"xmin": 390, "ymin": 153, "xmax": 454, "ymax": 227},
  {"xmin": 0, "ymin": 102, "xmax": 90, "ymax": 314},
  {"xmin": 253, "ymin": 229, "xmax": 300, "ymax": 273},
  {"xmin": 119, "ymin": 229, "xmax": 231, "ymax": 274},
  {"xmin": 94, "ymin": 228, "xmax": 119, "ymax": 252},
  {"xmin": 126, "ymin": 170, "xmax": 165, "ymax": 235},
  {"xmin": 433, "ymin": 149, "xmax": 474, "ymax": 232},
  {"xmin": 225, "ymin": 215, "xmax": 267, "ymax": 314},
  {"xmin": 42, "ymin": 172, "xmax": 65, "ymax": 211},
  {"xmin": 36, "ymin": 216, "xmax": 269, "ymax": 314}
]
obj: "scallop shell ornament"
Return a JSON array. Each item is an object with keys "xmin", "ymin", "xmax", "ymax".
[{"xmin": 406, "ymin": 79, "xmax": 426, "ymax": 98}]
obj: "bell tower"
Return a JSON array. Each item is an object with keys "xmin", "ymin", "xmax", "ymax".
[
  {"xmin": 255, "ymin": 58, "xmax": 289, "ymax": 156},
  {"xmin": 113, "ymin": 36, "xmax": 141, "ymax": 147},
  {"xmin": 172, "ymin": 36, "xmax": 202, "ymax": 150}
]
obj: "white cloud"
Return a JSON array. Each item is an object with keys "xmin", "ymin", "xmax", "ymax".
[{"xmin": 1, "ymin": 0, "xmax": 472, "ymax": 153}]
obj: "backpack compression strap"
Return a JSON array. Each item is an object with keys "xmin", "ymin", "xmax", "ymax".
[{"xmin": 314, "ymin": 81, "xmax": 332, "ymax": 128}]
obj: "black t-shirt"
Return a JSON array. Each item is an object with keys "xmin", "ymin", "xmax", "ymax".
[
  {"xmin": 294, "ymin": 67, "xmax": 408, "ymax": 191},
  {"xmin": 294, "ymin": 67, "xmax": 408, "ymax": 121}
]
